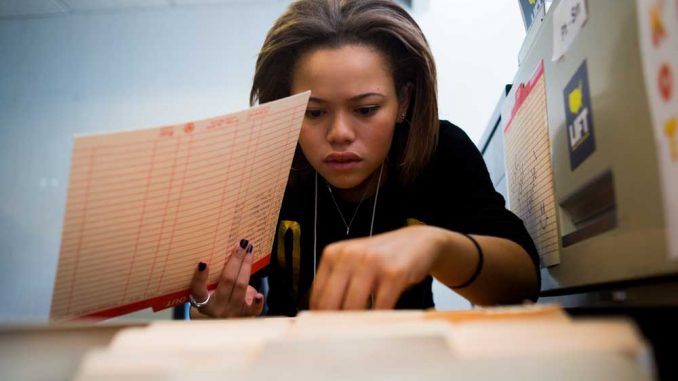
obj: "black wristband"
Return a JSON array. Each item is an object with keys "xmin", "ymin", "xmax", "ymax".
[{"xmin": 451, "ymin": 233, "xmax": 484, "ymax": 289}]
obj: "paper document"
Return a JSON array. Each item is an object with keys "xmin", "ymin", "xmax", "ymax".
[
  {"xmin": 552, "ymin": 0, "xmax": 588, "ymax": 61},
  {"xmin": 502, "ymin": 61, "xmax": 560, "ymax": 267},
  {"xmin": 50, "ymin": 92, "xmax": 310, "ymax": 320}
]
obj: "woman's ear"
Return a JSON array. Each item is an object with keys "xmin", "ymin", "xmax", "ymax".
[{"xmin": 397, "ymin": 82, "xmax": 414, "ymax": 122}]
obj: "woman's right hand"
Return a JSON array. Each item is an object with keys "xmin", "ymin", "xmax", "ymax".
[{"xmin": 189, "ymin": 239, "xmax": 264, "ymax": 318}]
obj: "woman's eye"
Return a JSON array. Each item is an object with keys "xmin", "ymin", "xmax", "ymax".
[
  {"xmin": 355, "ymin": 106, "xmax": 379, "ymax": 116},
  {"xmin": 305, "ymin": 109, "xmax": 324, "ymax": 119}
]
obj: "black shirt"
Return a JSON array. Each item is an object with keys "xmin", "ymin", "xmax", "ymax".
[{"xmin": 261, "ymin": 120, "xmax": 540, "ymax": 316}]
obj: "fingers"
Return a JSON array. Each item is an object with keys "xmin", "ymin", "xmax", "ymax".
[
  {"xmin": 314, "ymin": 265, "xmax": 351, "ymax": 310},
  {"xmin": 374, "ymin": 281, "xmax": 403, "ymax": 310},
  {"xmin": 311, "ymin": 239, "xmax": 410, "ymax": 311},
  {"xmin": 241, "ymin": 286, "xmax": 265, "ymax": 317},
  {"xmin": 310, "ymin": 245, "xmax": 354, "ymax": 310},
  {"xmin": 189, "ymin": 238, "xmax": 264, "ymax": 319},
  {"xmin": 342, "ymin": 270, "xmax": 375, "ymax": 310},
  {"xmin": 190, "ymin": 261, "xmax": 210, "ymax": 307},
  {"xmin": 228, "ymin": 243, "xmax": 253, "ymax": 314},
  {"xmin": 210, "ymin": 239, "xmax": 248, "ymax": 308},
  {"xmin": 309, "ymin": 247, "xmax": 333, "ymax": 309}
]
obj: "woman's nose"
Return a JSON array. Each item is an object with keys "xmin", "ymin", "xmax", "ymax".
[{"xmin": 326, "ymin": 112, "xmax": 355, "ymax": 145}]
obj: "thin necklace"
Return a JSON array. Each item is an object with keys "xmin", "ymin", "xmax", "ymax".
[
  {"xmin": 326, "ymin": 180, "xmax": 370, "ymax": 236},
  {"xmin": 313, "ymin": 163, "xmax": 384, "ymax": 278}
]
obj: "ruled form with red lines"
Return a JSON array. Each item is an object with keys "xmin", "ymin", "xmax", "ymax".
[{"xmin": 50, "ymin": 92, "xmax": 310, "ymax": 321}]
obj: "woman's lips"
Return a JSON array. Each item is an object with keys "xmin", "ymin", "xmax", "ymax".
[{"xmin": 324, "ymin": 152, "xmax": 362, "ymax": 170}]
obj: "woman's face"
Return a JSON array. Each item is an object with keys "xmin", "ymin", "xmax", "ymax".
[{"xmin": 290, "ymin": 44, "xmax": 409, "ymax": 194}]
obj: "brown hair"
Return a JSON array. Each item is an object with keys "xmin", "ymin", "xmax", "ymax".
[{"xmin": 250, "ymin": 0, "xmax": 438, "ymax": 184}]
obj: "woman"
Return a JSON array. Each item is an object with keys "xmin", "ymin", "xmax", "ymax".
[{"xmin": 189, "ymin": 0, "xmax": 540, "ymax": 318}]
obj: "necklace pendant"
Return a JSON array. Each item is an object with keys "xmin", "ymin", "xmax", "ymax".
[{"xmin": 346, "ymin": 227, "xmax": 350, "ymax": 235}]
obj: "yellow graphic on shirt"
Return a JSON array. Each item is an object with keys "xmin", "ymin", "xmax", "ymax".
[
  {"xmin": 665, "ymin": 117, "xmax": 677, "ymax": 161},
  {"xmin": 568, "ymin": 81, "xmax": 583, "ymax": 115},
  {"xmin": 406, "ymin": 218, "xmax": 426, "ymax": 226},
  {"xmin": 528, "ymin": 0, "xmax": 536, "ymax": 4},
  {"xmin": 277, "ymin": 220, "xmax": 301, "ymax": 295}
]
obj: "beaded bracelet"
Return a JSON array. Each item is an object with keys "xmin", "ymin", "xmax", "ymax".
[{"xmin": 451, "ymin": 233, "xmax": 484, "ymax": 289}]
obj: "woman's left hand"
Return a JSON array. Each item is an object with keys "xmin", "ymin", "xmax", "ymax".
[{"xmin": 310, "ymin": 225, "xmax": 445, "ymax": 310}]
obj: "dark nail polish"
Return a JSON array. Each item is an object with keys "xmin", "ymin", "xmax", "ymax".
[
  {"xmin": 198, "ymin": 262, "xmax": 206, "ymax": 272},
  {"xmin": 240, "ymin": 239, "xmax": 249, "ymax": 249},
  {"xmin": 247, "ymin": 244, "xmax": 253, "ymax": 254}
]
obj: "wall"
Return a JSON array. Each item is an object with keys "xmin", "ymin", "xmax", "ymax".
[{"xmin": 413, "ymin": 0, "xmax": 525, "ymax": 143}]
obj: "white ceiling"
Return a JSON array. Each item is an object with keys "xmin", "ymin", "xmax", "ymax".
[{"xmin": 0, "ymin": 0, "xmax": 286, "ymax": 19}]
